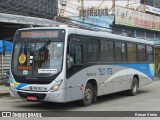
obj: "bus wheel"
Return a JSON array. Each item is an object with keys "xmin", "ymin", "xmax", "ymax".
[
  {"xmin": 80, "ymin": 82, "xmax": 94, "ymax": 106},
  {"xmin": 127, "ymin": 77, "xmax": 138, "ymax": 96}
]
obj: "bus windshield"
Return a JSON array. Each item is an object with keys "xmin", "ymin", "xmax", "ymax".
[{"xmin": 11, "ymin": 29, "xmax": 65, "ymax": 79}]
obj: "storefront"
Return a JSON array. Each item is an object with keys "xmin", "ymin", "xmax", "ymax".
[{"xmin": 115, "ymin": 5, "xmax": 160, "ymax": 76}]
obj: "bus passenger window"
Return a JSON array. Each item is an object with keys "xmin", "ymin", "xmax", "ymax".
[
  {"xmin": 101, "ymin": 40, "xmax": 114, "ymax": 63},
  {"xmin": 115, "ymin": 42, "xmax": 127, "ymax": 62},
  {"xmin": 146, "ymin": 46, "xmax": 154, "ymax": 63},
  {"xmin": 127, "ymin": 43, "xmax": 136, "ymax": 62},
  {"xmin": 87, "ymin": 39, "xmax": 100, "ymax": 62},
  {"xmin": 137, "ymin": 45, "xmax": 146, "ymax": 62}
]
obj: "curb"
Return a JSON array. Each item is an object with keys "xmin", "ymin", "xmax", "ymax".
[{"xmin": 0, "ymin": 92, "xmax": 10, "ymax": 97}]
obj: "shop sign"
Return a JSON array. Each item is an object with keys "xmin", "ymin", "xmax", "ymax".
[
  {"xmin": 79, "ymin": 9, "xmax": 108, "ymax": 17},
  {"xmin": 115, "ymin": 6, "xmax": 160, "ymax": 31}
]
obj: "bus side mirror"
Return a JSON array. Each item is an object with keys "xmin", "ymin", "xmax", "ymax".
[{"xmin": 3, "ymin": 44, "xmax": 6, "ymax": 56}]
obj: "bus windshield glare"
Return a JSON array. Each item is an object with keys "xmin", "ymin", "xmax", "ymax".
[{"xmin": 12, "ymin": 29, "xmax": 65, "ymax": 78}]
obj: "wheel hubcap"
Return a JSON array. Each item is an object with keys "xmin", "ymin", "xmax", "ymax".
[
  {"xmin": 84, "ymin": 88, "xmax": 92, "ymax": 100},
  {"xmin": 133, "ymin": 82, "xmax": 137, "ymax": 93}
]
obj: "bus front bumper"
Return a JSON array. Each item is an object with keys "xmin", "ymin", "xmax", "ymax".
[{"xmin": 10, "ymin": 87, "xmax": 65, "ymax": 103}]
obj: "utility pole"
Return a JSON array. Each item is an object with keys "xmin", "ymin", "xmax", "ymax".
[
  {"xmin": 81, "ymin": 0, "xmax": 84, "ymax": 10},
  {"xmin": 127, "ymin": 0, "xmax": 129, "ymax": 8},
  {"xmin": 112, "ymin": 0, "xmax": 115, "ymax": 14},
  {"xmin": 144, "ymin": 0, "xmax": 146, "ymax": 13},
  {"xmin": 154, "ymin": 0, "xmax": 155, "ymax": 15},
  {"xmin": 81, "ymin": 0, "xmax": 84, "ymax": 22},
  {"xmin": 81, "ymin": 0, "xmax": 85, "ymax": 26}
]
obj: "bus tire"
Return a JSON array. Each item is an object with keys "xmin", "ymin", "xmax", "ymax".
[
  {"xmin": 80, "ymin": 82, "xmax": 94, "ymax": 106},
  {"xmin": 127, "ymin": 77, "xmax": 138, "ymax": 96}
]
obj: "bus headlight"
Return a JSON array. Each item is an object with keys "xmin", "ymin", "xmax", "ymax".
[
  {"xmin": 9, "ymin": 73, "xmax": 15, "ymax": 88},
  {"xmin": 10, "ymin": 82, "xmax": 18, "ymax": 89},
  {"xmin": 52, "ymin": 79, "xmax": 63, "ymax": 91},
  {"xmin": 10, "ymin": 82, "xmax": 19, "ymax": 89},
  {"xmin": 10, "ymin": 83, "xmax": 15, "ymax": 88},
  {"xmin": 9, "ymin": 73, "xmax": 19, "ymax": 89}
]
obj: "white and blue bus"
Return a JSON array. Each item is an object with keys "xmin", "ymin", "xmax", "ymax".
[{"xmin": 10, "ymin": 25, "xmax": 154, "ymax": 106}]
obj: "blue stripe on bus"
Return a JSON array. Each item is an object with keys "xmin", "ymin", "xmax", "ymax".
[
  {"xmin": 115, "ymin": 64, "xmax": 154, "ymax": 80},
  {"xmin": 16, "ymin": 83, "xmax": 29, "ymax": 89}
]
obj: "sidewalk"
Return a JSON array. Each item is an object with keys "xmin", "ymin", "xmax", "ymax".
[
  {"xmin": 0, "ymin": 85, "xmax": 10, "ymax": 96},
  {"xmin": 154, "ymin": 77, "xmax": 160, "ymax": 81}
]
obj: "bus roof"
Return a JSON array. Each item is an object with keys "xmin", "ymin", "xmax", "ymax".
[
  {"xmin": 68, "ymin": 27, "xmax": 154, "ymax": 45},
  {"xmin": 17, "ymin": 26, "xmax": 154, "ymax": 45}
]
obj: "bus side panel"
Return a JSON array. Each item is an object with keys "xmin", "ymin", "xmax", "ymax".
[
  {"xmin": 66, "ymin": 76, "xmax": 83, "ymax": 102},
  {"xmin": 139, "ymin": 64, "xmax": 154, "ymax": 87},
  {"xmin": 100, "ymin": 65, "xmax": 130, "ymax": 95},
  {"xmin": 112, "ymin": 66, "xmax": 129, "ymax": 93},
  {"xmin": 126, "ymin": 64, "xmax": 154, "ymax": 87},
  {"xmin": 115, "ymin": 64, "xmax": 154, "ymax": 88},
  {"xmin": 66, "ymin": 66, "xmax": 101, "ymax": 102}
]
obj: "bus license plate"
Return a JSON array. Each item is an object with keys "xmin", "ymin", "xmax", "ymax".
[{"xmin": 27, "ymin": 96, "xmax": 37, "ymax": 101}]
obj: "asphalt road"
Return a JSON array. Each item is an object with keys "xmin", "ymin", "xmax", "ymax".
[{"xmin": 1, "ymin": 80, "xmax": 160, "ymax": 119}]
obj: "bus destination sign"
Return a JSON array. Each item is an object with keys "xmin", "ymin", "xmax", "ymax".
[{"xmin": 20, "ymin": 31, "xmax": 59, "ymax": 39}]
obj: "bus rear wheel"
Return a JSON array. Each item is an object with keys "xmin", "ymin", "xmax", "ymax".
[
  {"xmin": 127, "ymin": 77, "xmax": 138, "ymax": 96},
  {"xmin": 80, "ymin": 82, "xmax": 94, "ymax": 106}
]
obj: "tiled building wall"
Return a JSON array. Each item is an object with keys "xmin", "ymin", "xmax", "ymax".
[{"xmin": 0, "ymin": 0, "xmax": 58, "ymax": 19}]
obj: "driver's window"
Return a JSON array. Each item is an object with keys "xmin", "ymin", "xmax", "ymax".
[
  {"xmin": 67, "ymin": 44, "xmax": 82, "ymax": 69},
  {"xmin": 75, "ymin": 45, "xmax": 82, "ymax": 64}
]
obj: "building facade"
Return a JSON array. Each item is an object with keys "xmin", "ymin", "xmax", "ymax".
[
  {"xmin": 0, "ymin": 0, "xmax": 58, "ymax": 19},
  {"xmin": 58, "ymin": 0, "xmax": 160, "ymax": 75},
  {"xmin": 0, "ymin": 0, "xmax": 59, "ymax": 40}
]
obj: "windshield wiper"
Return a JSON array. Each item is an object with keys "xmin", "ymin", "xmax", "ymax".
[{"xmin": 39, "ymin": 40, "xmax": 51, "ymax": 50}]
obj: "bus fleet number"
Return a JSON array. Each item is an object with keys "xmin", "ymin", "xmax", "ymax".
[{"xmin": 98, "ymin": 68, "xmax": 113, "ymax": 76}]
